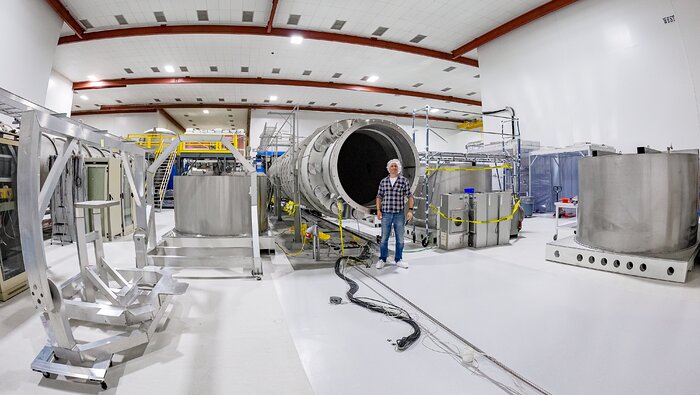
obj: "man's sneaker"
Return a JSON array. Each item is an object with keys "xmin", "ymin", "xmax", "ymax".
[
  {"xmin": 376, "ymin": 259, "xmax": 386, "ymax": 269},
  {"xmin": 395, "ymin": 260, "xmax": 408, "ymax": 269}
]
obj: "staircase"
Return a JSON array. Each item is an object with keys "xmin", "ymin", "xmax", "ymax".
[{"xmin": 153, "ymin": 151, "xmax": 177, "ymax": 211}]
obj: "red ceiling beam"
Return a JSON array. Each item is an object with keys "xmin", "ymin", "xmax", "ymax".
[
  {"xmin": 58, "ymin": 25, "xmax": 478, "ymax": 68},
  {"xmin": 72, "ymin": 77, "xmax": 482, "ymax": 107},
  {"xmin": 158, "ymin": 109, "xmax": 186, "ymax": 133},
  {"xmin": 451, "ymin": 0, "xmax": 577, "ymax": 58},
  {"xmin": 73, "ymin": 103, "xmax": 461, "ymax": 123},
  {"xmin": 266, "ymin": 0, "xmax": 280, "ymax": 33},
  {"xmin": 45, "ymin": 0, "xmax": 84, "ymax": 38}
]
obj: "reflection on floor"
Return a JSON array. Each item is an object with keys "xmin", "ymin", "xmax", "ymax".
[{"xmin": 1, "ymin": 212, "xmax": 699, "ymax": 394}]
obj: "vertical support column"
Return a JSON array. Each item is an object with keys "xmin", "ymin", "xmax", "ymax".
[
  {"xmin": 292, "ymin": 111, "xmax": 302, "ymax": 242},
  {"xmin": 92, "ymin": 209, "xmax": 108, "ymax": 282},
  {"xmin": 17, "ymin": 111, "xmax": 76, "ymax": 349},
  {"xmin": 75, "ymin": 206, "xmax": 96, "ymax": 302},
  {"xmin": 250, "ymin": 172, "xmax": 262, "ymax": 275},
  {"xmin": 131, "ymin": 153, "xmax": 148, "ymax": 268}
]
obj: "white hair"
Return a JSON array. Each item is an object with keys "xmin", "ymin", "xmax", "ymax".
[{"xmin": 386, "ymin": 159, "xmax": 402, "ymax": 173}]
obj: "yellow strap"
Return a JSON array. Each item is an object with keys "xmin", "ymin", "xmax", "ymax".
[
  {"xmin": 426, "ymin": 164, "xmax": 512, "ymax": 175},
  {"xmin": 283, "ymin": 200, "xmax": 300, "ymax": 216},
  {"xmin": 430, "ymin": 198, "xmax": 521, "ymax": 225},
  {"xmin": 337, "ymin": 201, "xmax": 345, "ymax": 256},
  {"xmin": 278, "ymin": 236, "xmax": 306, "ymax": 257}
]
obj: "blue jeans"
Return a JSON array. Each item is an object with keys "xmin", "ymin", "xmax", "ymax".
[{"xmin": 379, "ymin": 212, "xmax": 405, "ymax": 262}]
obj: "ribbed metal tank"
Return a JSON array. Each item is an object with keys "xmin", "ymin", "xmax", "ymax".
[
  {"xmin": 577, "ymin": 152, "xmax": 698, "ymax": 254},
  {"xmin": 174, "ymin": 175, "xmax": 269, "ymax": 236},
  {"xmin": 268, "ymin": 119, "xmax": 419, "ymax": 217}
]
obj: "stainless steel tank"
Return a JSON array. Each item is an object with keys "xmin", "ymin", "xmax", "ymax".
[
  {"xmin": 174, "ymin": 175, "xmax": 269, "ymax": 236},
  {"xmin": 414, "ymin": 162, "xmax": 492, "ymax": 228},
  {"xmin": 268, "ymin": 119, "xmax": 419, "ymax": 217},
  {"xmin": 577, "ymin": 152, "xmax": 698, "ymax": 254}
]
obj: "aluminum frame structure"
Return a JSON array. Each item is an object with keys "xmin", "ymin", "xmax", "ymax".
[
  {"xmin": 146, "ymin": 133, "xmax": 263, "ymax": 275},
  {"xmin": 411, "ymin": 105, "xmax": 522, "ymax": 246},
  {"xmin": 1, "ymin": 87, "xmax": 188, "ymax": 388}
]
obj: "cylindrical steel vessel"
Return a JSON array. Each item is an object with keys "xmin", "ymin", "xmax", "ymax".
[
  {"xmin": 577, "ymin": 153, "xmax": 698, "ymax": 254},
  {"xmin": 268, "ymin": 119, "xmax": 419, "ymax": 217},
  {"xmin": 174, "ymin": 175, "xmax": 269, "ymax": 236}
]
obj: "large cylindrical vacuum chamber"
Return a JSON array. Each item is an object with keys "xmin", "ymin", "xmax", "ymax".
[
  {"xmin": 577, "ymin": 152, "xmax": 698, "ymax": 254},
  {"xmin": 268, "ymin": 119, "xmax": 419, "ymax": 217},
  {"xmin": 174, "ymin": 175, "xmax": 269, "ymax": 236}
]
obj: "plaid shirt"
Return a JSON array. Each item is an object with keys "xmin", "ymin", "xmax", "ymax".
[{"xmin": 377, "ymin": 175, "xmax": 411, "ymax": 213}]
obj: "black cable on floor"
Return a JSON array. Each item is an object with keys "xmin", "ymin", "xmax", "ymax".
[{"xmin": 333, "ymin": 246, "xmax": 421, "ymax": 351}]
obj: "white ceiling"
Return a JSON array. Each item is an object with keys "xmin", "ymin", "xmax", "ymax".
[
  {"xmin": 54, "ymin": 35, "xmax": 482, "ymax": 99},
  {"xmin": 59, "ymin": 0, "xmax": 548, "ymax": 54},
  {"xmin": 54, "ymin": 0, "xmax": 550, "ymax": 119},
  {"xmin": 164, "ymin": 108, "xmax": 249, "ymax": 131},
  {"xmin": 71, "ymin": 83, "xmax": 479, "ymax": 117}
]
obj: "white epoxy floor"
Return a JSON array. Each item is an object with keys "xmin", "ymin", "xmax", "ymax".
[{"xmin": 1, "ymin": 212, "xmax": 699, "ymax": 394}]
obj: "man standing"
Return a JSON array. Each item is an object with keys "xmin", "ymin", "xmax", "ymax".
[{"xmin": 376, "ymin": 159, "xmax": 414, "ymax": 269}]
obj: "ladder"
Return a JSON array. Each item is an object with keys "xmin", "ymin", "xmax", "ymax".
[{"xmin": 154, "ymin": 151, "xmax": 176, "ymax": 210}]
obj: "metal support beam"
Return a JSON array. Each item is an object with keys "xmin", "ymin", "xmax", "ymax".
[
  {"xmin": 44, "ymin": 0, "xmax": 85, "ymax": 38},
  {"xmin": 57, "ymin": 25, "xmax": 478, "ymax": 67},
  {"xmin": 451, "ymin": 0, "xmax": 577, "ymax": 58},
  {"xmin": 72, "ymin": 77, "xmax": 482, "ymax": 107},
  {"xmin": 266, "ymin": 0, "xmax": 279, "ymax": 33}
]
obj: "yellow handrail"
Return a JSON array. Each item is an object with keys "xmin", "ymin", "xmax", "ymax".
[{"xmin": 127, "ymin": 132, "xmax": 242, "ymax": 155}]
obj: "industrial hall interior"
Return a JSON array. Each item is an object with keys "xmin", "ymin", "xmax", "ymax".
[{"xmin": 1, "ymin": 0, "xmax": 699, "ymax": 394}]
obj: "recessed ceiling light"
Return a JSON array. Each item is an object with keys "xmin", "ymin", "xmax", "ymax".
[
  {"xmin": 410, "ymin": 34, "xmax": 427, "ymax": 43},
  {"xmin": 290, "ymin": 35, "xmax": 303, "ymax": 44},
  {"xmin": 80, "ymin": 95, "xmax": 89, "ymax": 100},
  {"xmin": 87, "ymin": 75, "xmax": 98, "ymax": 81},
  {"xmin": 270, "ymin": 95, "xmax": 278, "ymax": 101},
  {"xmin": 154, "ymin": 11, "xmax": 167, "ymax": 23},
  {"xmin": 164, "ymin": 65, "xmax": 175, "ymax": 73},
  {"xmin": 80, "ymin": 19, "xmax": 93, "ymax": 29},
  {"xmin": 367, "ymin": 75, "xmax": 379, "ymax": 83},
  {"xmin": 372, "ymin": 26, "xmax": 388, "ymax": 36},
  {"xmin": 114, "ymin": 14, "xmax": 128, "ymax": 25},
  {"xmin": 430, "ymin": 108, "xmax": 439, "ymax": 113},
  {"xmin": 331, "ymin": 20, "xmax": 346, "ymax": 30},
  {"xmin": 203, "ymin": 110, "xmax": 209, "ymax": 114}
]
